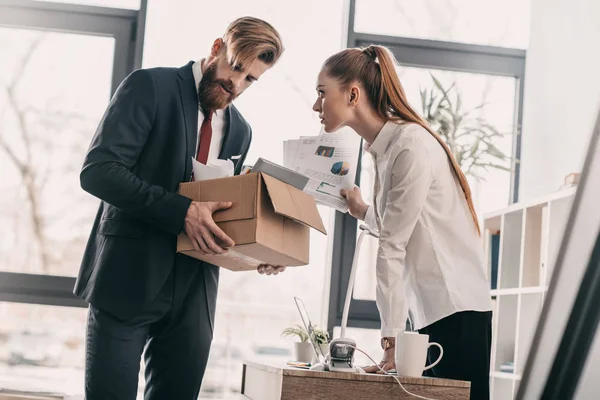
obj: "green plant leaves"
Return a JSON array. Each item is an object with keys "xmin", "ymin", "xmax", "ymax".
[{"xmin": 419, "ymin": 74, "xmax": 514, "ymax": 181}]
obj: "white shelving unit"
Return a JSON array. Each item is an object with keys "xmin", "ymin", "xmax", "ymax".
[{"xmin": 483, "ymin": 187, "xmax": 576, "ymax": 400}]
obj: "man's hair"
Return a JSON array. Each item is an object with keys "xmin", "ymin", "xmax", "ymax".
[{"xmin": 222, "ymin": 17, "xmax": 284, "ymax": 69}]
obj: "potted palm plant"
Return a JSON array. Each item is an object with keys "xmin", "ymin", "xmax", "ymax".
[
  {"xmin": 282, "ymin": 324, "xmax": 312, "ymax": 363},
  {"xmin": 419, "ymin": 73, "xmax": 513, "ymax": 181},
  {"xmin": 282, "ymin": 325, "xmax": 330, "ymax": 363}
]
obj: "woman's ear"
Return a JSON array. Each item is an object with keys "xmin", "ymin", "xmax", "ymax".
[{"xmin": 349, "ymin": 86, "xmax": 360, "ymax": 106}]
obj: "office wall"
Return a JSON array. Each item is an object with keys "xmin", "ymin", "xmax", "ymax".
[{"xmin": 519, "ymin": 0, "xmax": 600, "ymax": 201}]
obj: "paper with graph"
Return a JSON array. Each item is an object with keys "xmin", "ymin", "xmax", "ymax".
[{"xmin": 283, "ymin": 127, "xmax": 361, "ymax": 213}]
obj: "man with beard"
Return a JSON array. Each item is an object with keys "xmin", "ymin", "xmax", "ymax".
[{"xmin": 74, "ymin": 17, "xmax": 285, "ymax": 400}]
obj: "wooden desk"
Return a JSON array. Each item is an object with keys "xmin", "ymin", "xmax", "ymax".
[
  {"xmin": 241, "ymin": 361, "xmax": 470, "ymax": 400},
  {"xmin": 0, "ymin": 390, "xmax": 65, "ymax": 400},
  {"xmin": 0, "ymin": 389, "xmax": 82, "ymax": 400}
]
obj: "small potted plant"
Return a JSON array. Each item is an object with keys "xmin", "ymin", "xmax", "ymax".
[
  {"xmin": 282, "ymin": 324, "xmax": 313, "ymax": 363},
  {"xmin": 282, "ymin": 325, "xmax": 331, "ymax": 364}
]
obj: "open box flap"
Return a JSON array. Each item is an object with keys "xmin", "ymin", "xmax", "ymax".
[{"xmin": 261, "ymin": 173, "xmax": 327, "ymax": 235}]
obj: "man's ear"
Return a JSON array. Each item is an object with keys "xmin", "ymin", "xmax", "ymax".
[
  {"xmin": 349, "ymin": 86, "xmax": 360, "ymax": 106},
  {"xmin": 210, "ymin": 38, "xmax": 224, "ymax": 57}
]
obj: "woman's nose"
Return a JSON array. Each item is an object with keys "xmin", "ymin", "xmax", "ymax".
[{"xmin": 312, "ymin": 99, "xmax": 321, "ymax": 112}]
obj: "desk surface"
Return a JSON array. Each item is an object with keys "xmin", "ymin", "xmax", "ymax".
[
  {"xmin": 241, "ymin": 361, "xmax": 471, "ymax": 400},
  {"xmin": 245, "ymin": 360, "xmax": 470, "ymax": 387}
]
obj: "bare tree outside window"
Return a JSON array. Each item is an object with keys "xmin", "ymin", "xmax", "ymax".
[{"xmin": 0, "ymin": 28, "xmax": 113, "ymax": 275}]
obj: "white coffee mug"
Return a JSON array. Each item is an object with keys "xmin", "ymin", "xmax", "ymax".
[{"xmin": 395, "ymin": 332, "xmax": 443, "ymax": 377}]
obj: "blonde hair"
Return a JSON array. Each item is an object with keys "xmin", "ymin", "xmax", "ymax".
[
  {"xmin": 323, "ymin": 45, "xmax": 481, "ymax": 236},
  {"xmin": 222, "ymin": 17, "xmax": 284, "ymax": 70}
]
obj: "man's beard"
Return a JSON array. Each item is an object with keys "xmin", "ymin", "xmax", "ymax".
[{"xmin": 197, "ymin": 62, "xmax": 238, "ymax": 111}]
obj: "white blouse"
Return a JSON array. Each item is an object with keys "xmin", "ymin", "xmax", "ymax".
[{"xmin": 363, "ymin": 121, "xmax": 492, "ymax": 336}]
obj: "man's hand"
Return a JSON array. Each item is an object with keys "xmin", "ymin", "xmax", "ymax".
[
  {"xmin": 184, "ymin": 201, "xmax": 235, "ymax": 255},
  {"xmin": 340, "ymin": 187, "xmax": 369, "ymax": 220},
  {"xmin": 257, "ymin": 265, "xmax": 286, "ymax": 276},
  {"xmin": 363, "ymin": 347, "xmax": 395, "ymax": 374}
]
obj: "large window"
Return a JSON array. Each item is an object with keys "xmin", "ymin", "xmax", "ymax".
[
  {"xmin": 39, "ymin": 0, "xmax": 141, "ymax": 8},
  {"xmin": 354, "ymin": 0, "xmax": 531, "ymax": 49},
  {"xmin": 328, "ymin": 0, "xmax": 529, "ymax": 340},
  {"xmin": 0, "ymin": 27, "xmax": 113, "ymax": 276},
  {"xmin": 0, "ymin": 302, "xmax": 89, "ymax": 395},
  {"xmin": 142, "ymin": 0, "xmax": 346, "ymax": 398},
  {"xmin": 0, "ymin": 0, "xmax": 146, "ymax": 396}
]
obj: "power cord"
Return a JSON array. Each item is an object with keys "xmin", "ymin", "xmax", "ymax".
[{"xmin": 350, "ymin": 346, "xmax": 438, "ymax": 400}]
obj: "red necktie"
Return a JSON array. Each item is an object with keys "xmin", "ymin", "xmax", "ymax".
[{"xmin": 196, "ymin": 109, "xmax": 213, "ymax": 164}]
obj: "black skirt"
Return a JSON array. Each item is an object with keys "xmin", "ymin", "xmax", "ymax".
[{"xmin": 418, "ymin": 310, "xmax": 493, "ymax": 400}]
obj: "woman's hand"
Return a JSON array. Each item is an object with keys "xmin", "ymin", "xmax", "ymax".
[
  {"xmin": 363, "ymin": 347, "xmax": 395, "ymax": 374},
  {"xmin": 340, "ymin": 187, "xmax": 369, "ymax": 220},
  {"xmin": 257, "ymin": 265, "xmax": 286, "ymax": 275}
]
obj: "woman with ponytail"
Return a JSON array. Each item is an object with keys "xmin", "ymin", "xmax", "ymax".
[{"xmin": 314, "ymin": 45, "xmax": 492, "ymax": 399}]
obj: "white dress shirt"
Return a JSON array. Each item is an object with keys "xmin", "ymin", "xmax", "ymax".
[
  {"xmin": 363, "ymin": 121, "xmax": 492, "ymax": 336},
  {"xmin": 192, "ymin": 60, "xmax": 226, "ymax": 163}
]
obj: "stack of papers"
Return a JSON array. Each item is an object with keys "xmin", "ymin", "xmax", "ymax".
[
  {"xmin": 191, "ymin": 157, "xmax": 237, "ymax": 181},
  {"xmin": 281, "ymin": 127, "xmax": 361, "ymax": 213},
  {"xmin": 251, "ymin": 158, "xmax": 309, "ymax": 190}
]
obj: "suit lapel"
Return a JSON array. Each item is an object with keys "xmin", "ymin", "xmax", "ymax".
[
  {"xmin": 177, "ymin": 61, "xmax": 198, "ymax": 181},
  {"xmin": 218, "ymin": 107, "xmax": 246, "ymax": 172}
]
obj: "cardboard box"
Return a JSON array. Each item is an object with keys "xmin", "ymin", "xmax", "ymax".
[{"xmin": 177, "ymin": 173, "xmax": 327, "ymax": 271}]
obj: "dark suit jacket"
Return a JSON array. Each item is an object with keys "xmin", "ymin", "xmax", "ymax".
[{"xmin": 74, "ymin": 61, "xmax": 252, "ymax": 320}]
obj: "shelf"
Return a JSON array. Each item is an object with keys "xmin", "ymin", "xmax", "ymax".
[
  {"xmin": 515, "ymin": 293, "xmax": 544, "ymax": 375},
  {"xmin": 521, "ymin": 286, "xmax": 548, "ymax": 294},
  {"xmin": 492, "ymin": 376, "xmax": 514, "ymax": 400},
  {"xmin": 491, "ymin": 288, "xmax": 519, "ymax": 296},
  {"xmin": 499, "ymin": 211, "xmax": 523, "ymax": 289},
  {"xmin": 490, "ymin": 286, "xmax": 547, "ymax": 297},
  {"xmin": 544, "ymin": 196, "xmax": 575, "ymax": 285},
  {"xmin": 483, "ymin": 186, "xmax": 576, "ymax": 220},
  {"xmin": 485, "ymin": 215, "xmax": 502, "ymax": 232},
  {"xmin": 494, "ymin": 295, "xmax": 518, "ymax": 372},
  {"xmin": 491, "ymin": 371, "xmax": 522, "ymax": 381},
  {"xmin": 486, "ymin": 228, "xmax": 501, "ymax": 290},
  {"xmin": 490, "ymin": 298, "xmax": 499, "ymax": 371},
  {"xmin": 522, "ymin": 206, "xmax": 545, "ymax": 287},
  {"xmin": 485, "ymin": 188, "xmax": 576, "ymax": 400}
]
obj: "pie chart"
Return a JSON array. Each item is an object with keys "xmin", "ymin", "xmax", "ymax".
[{"xmin": 331, "ymin": 161, "xmax": 350, "ymax": 176}]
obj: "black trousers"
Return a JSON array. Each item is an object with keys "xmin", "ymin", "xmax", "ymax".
[
  {"xmin": 418, "ymin": 311, "xmax": 492, "ymax": 400},
  {"xmin": 84, "ymin": 256, "xmax": 218, "ymax": 400}
]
